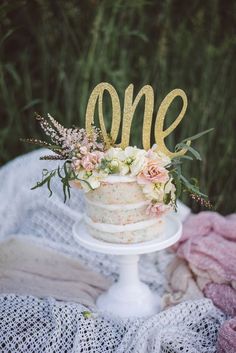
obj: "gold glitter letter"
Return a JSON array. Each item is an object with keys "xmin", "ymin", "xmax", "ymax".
[
  {"xmin": 85, "ymin": 82, "xmax": 121, "ymax": 146},
  {"xmin": 119, "ymin": 84, "xmax": 154, "ymax": 149},
  {"xmin": 154, "ymin": 89, "xmax": 189, "ymax": 158}
]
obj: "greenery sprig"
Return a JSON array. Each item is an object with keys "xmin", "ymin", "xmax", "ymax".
[
  {"xmin": 31, "ymin": 161, "xmax": 94, "ymax": 202},
  {"xmin": 169, "ymin": 128, "xmax": 214, "ymax": 208}
]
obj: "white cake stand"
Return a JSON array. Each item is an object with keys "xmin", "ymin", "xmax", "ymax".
[{"xmin": 73, "ymin": 215, "xmax": 182, "ymax": 318}]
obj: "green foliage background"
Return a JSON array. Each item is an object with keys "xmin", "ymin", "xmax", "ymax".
[{"xmin": 0, "ymin": 0, "xmax": 235, "ymax": 213}]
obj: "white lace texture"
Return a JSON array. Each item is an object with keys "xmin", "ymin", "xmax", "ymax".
[{"xmin": 0, "ymin": 150, "xmax": 225, "ymax": 353}]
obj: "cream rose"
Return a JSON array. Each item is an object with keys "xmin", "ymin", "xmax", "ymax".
[{"xmin": 130, "ymin": 150, "xmax": 147, "ymax": 176}]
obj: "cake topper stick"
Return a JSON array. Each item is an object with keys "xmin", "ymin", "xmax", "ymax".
[{"xmin": 85, "ymin": 82, "xmax": 190, "ymax": 157}]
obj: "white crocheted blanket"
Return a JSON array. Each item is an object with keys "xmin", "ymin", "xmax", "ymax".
[{"xmin": 0, "ymin": 150, "xmax": 226, "ymax": 353}]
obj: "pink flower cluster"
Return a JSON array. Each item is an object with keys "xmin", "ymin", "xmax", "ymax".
[
  {"xmin": 72, "ymin": 147, "xmax": 104, "ymax": 172},
  {"xmin": 81, "ymin": 151, "xmax": 104, "ymax": 171},
  {"xmin": 137, "ymin": 158, "xmax": 171, "ymax": 217}
]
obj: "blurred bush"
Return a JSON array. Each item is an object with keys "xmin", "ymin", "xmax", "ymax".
[{"xmin": 0, "ymin": 0, "xmax": 235, "ymax": 213}]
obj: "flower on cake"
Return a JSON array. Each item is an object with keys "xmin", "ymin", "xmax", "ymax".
[
  {"xmin": 137, "ymin": 161, "xmax": 169, "ymax": 184},
  {"xmin": 137, "ymin": 160, "xmax": 176, "ymax": 217},
  {"xmin": 129, "ymin": 149, "xmax": 147, "ymax": 176},
  {"xmin": 164, "ymin": 178, "xmax": 176, "ymax": 199},
  {"xmin": 146, "ymin": 202, "xmax": 171, "ymax": 217},
  {"xmin": 71, "ymin": 143, "xmax": 175, "ymax": 215},
  {"xmin": 80, "ymin": 151, "xmax": 104, "ymax": 172},
  {"xmin": 101, "ymin": 146, "xmax": 147, "ymax": 176},
  {"xmin": 75, "ymin": 169, "xmax": 106, "ymax": 192},
  {"xmin": 25, "ymin": 114, "xmax": 211, "ymax": 209},
  {"xmin": 146, "ymin": 145, "xmax": 171, "ymax": 167},
  {"xmin": 142, "ymin": 182, "xmax": 165, "ymax": 201}
]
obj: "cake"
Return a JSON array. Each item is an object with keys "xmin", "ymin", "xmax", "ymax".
[
  {"xmin": 83, "ymin": 175, "xmax": 164, "ymax": 244},
  {"xmin": 28, "ymin": 90, "xmax": 209, "ymax": 245}
]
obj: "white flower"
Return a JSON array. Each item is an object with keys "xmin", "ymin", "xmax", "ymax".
[
  {"xmin": 104, "ymin": 146, "xmax": 147, "ymax": 176},
  {"xmin": 129, "ymin": 150, "xmax": 147, "ymax": 176},
  {"xmin": 75, "ymin": 169, "xmax": 107, "ymax": 192},
  {"xmin": 164, "ymin": 178, "xmax": 176, "ymax": 200},
  {"xmin": 119, "ymin": 162, "xmax": 130, "ymax": 175},
  {"xmin": 123, "ymin": 146, "xmax": 139, "ymax": 159},
  {"xmin": 103, "ymin": 147, "xmax": 127, "ymax": 174},
  {"xmin": 110, "ymin": 160, "xmax": 119, "ymax": 169},
  {"xmin": 105, "ymin": 147, "xmax": 125, "ymax": 161},
  {"xmin": 141, "ymin": 182, "xmax": 165, "ymax": 201},
  {"xmin": 147, "ymin": 147, "xmax": 171, "ymax": 167}
]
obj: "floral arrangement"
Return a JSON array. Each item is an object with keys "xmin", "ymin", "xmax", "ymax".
[{"xmin": 22, "ymin": 114, "xmax": 212, "ymax": 217}]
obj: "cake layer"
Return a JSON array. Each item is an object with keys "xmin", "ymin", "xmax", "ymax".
[
  {"xmin": 85, "ymin": 197, "xmax": 150, "ymax": 224},
  {"xmin": 85, "ymin": 215, "xmax": 164, "ymax": 244},
  {"xmin": 82, "ymin": 175, "xmax": 164, "ymax": 244},
  {"xmin": 85, "ymin": 177, "xmax": 145, "ymax": 204}
]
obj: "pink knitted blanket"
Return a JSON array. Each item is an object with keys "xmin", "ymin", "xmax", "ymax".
[{"xmin": 173, "ymin": 212, "xmax": 236, "ymax": 353}]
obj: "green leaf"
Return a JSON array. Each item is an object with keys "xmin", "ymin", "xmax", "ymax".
[
  {"xmin": 181, "ymin": 128, "xmax": 214, "ymax": 143},
  {"xmin": 163, "ymin": 192, "xmax": 171, "ymax": 205},
  {"xmin": 176, "ymin": 143, "xmax": 202, "ymax": 160},
  {"xmin": 31, "ymin": 175, "xmax": 51, "ymax": 190},
  {"xmin": 176, "ymin": 155, "xmax": 193, "ymax": 161},
  {"xmin": 73, "ymin": 177, "xmax": 94, "ymax": 190},
  {"xmin": 171, "ymin": 171, "xmax": 182, "ymax": 198},
  {"xmin": 62, "ymin": 182, "xmax": 67, "ymax": 203},
  {"xmin": 57, "ymin": 166, "xmax": 63, "ymax": 178},
  {"xmin": 180, "ymin": 174, "xmax": 207, "ymax": 198}
]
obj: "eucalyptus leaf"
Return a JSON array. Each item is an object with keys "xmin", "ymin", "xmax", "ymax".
[
  {"xmin": 181, "ymin": 128, "xmax": 214, "ymax": 143},
  {"xmin": 180, "ymin": 174, "xmax": 207, "ymax": 198},
  {"xmin": 176, "ymin": 143, "xmax": 202, "ymax": 160}
]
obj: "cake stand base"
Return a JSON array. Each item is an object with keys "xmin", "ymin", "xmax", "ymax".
[
  {"xmin": 96, "ymin": 255, "xmax": 160, "ymax": 317},
  {"xmin": 73, "ymin": 215, "xmax": 182, "ymax": 318}
]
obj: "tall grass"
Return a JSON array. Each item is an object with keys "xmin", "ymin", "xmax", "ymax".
[{"xmin": 0, "ymin": 0, "xmax": 235, "ymax": 213}]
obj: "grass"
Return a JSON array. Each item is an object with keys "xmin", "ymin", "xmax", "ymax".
[{"xmin": 0, "ymin": 0, "xmax": 235, "ymax": 213}]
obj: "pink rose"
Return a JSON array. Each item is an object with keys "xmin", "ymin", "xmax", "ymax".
[
  {"xmin": 138, "ymin": 161, "xmax": 169, "ymax": 184},
  {"xmin": 146, "ymin": 202, "xmax": 170, "ymax": 217},
  {"xmin": 81, "ymin": 151, "xmax": 104, "ymax": 171}
]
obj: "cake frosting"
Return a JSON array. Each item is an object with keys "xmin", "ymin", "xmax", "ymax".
[{"xmin": 84, "ymin": 175, "xmax": 164, "ymax": 243}]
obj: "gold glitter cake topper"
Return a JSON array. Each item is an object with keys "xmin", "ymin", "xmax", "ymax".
[{"xmin": 85, "ymin": 82, "xmax": 189, "ymax": 158}]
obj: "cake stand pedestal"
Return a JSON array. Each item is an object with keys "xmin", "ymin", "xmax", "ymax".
[{"xmin": 73, "ymin": 215, "xmax": 182, "ymax": 318}]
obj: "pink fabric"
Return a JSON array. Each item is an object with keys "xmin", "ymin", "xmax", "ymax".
[
  {"xmin": 217, "ymin": 319, "xmax": 236, "ymax": 353},
  {"xmin": 204, "ymin": 283, "xmax": 236, "ymax": 317},
  {"xmin": 205, "ymin": 283, "xmax": 236, "ymax": 352},
  {"xmin": 174, "ymin": 212, "xmax": 236, "ymax": 352},
  {"xmin": 175, "ymin": 212, "xmax": 236, "ymax": 286}
]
